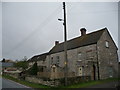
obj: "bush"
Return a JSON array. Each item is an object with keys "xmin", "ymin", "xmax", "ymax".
[
  {"xmin": 14, "ymin": 60, "xmax": 28, "ymax": 70},
  {"xmin": 28, "ymin": 62, "xmax": 38, "ymax": 75}
]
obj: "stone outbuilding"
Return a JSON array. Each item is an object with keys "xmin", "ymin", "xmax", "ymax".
[{"xmin": 28, "ymin": 53, "xmax": 48, "ymax": 73}]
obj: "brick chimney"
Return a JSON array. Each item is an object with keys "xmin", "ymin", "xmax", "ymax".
[
  {"xmin": 55, "ymin": 41, "xmax": 59, "ymax": 45},
  {"xmin": 80, "ymin": 28, "xmax": 86, "ymax": 36}
]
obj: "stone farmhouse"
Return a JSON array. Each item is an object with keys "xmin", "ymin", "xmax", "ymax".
[{"xmin": 28, "ymin": 28, "xmax": 119, "ymax": 80}]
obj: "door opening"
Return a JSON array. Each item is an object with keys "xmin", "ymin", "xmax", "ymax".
[{"xmin": 93, "ymin": 64, "xmax": 96, "ymax": 80}]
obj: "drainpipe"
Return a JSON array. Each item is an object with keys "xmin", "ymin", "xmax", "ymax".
[{"xmin": 96, "ymin": 43, "xmax": 100, "ymax": 80}]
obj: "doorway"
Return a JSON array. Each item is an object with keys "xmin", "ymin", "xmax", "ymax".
[
  {"xmin": 93, "ymin": 64, "xmax": 96, "ymax": 80},
  {"xmin": 78, "ymin": 67, "xmax": 82, "ymax": 76}
]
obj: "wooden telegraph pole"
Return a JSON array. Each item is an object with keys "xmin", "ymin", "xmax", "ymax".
[{"xmin": 63, "ymin": 2, "xmax": 68, "ymax": 86}]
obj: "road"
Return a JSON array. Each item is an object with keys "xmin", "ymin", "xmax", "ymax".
[{"xmin": 2, "ymin": 78, "xmax": 33, "ymax": 90}]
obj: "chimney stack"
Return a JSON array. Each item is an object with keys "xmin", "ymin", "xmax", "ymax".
[
  {"xmin": 80, "ymin": 28, "xmax": 86, "ymax": 36},
  {"xmin": 55, "ymin": 41, "xmax": 59, "ymax": 45}
]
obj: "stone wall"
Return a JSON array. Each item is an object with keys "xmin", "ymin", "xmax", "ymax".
[
  {"xmin": 25, "ymin": 76, "xmax": 91, "ymax": 86},
  {"xmin": 4, "ymin": 72, "xmax": 92, "ymax": 86},
  {"xmin": 97, "ymin": 30, "xmax": 118, "ymax": 79},
  {"xmin": 61, "ymin": 76, "xmax": 91, "ymax": 85},
  {"xmin": 46, "ymin": 44, "xmax": 98, "ymax": 80},
  {"xmin": 46, "ymin": 44, "xmax": 97, "ymax": 73},
  {"xmin": 37, "ymin": 61, "xmax": 46, "ymax": 67},
  {"xmin": 37, "ymin": 72, "xmax": 76, "ymax": 80},
  {"xmin": 76, "ymin": 44, "xmax": 98, "ymax": 80},
  {"xmin": 37, "ymin": 72, "xmax": 50, "ymax": 78},
  {"xmin": 4, "ymin": 72, "xmax": 20, "ymax": 79},
  {"xmin": 25, "ymin": 76, "xmax": 59, "ymax": 86}
]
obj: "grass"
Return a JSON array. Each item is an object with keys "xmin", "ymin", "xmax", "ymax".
[
  {"xmin": 2, "ymin": 74, "xmax": 120, "ymax": 88},
  {"xmin": 61, "ymin": 78, "xmax": 120, "ymax": 88}
]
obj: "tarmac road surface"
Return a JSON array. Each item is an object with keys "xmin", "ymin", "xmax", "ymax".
[{"xmin": 2, "ymin": 78, "xmax": 33, "ymax": 90}]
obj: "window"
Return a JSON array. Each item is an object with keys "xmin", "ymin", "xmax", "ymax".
[
  {"xmin": 40, "ymin": 67, "xmax": 44, "ymax": 72},
  {"xmin": 51, "ymin": 57, "xmax": 53, "ymax": 64},
  {"xmin": 109, "ymin": 66, "xmax": 113, "ymax": 77},
  {"xmin": 57, "ymin": 59, "xmax": 59, "ymax": 64},
  {"xmin": 56, "ymin": 56, "xmax": 59, "ymax": 59},
  {"xmin": 105, "ymin": 41, "xmax": 109, "ymax": 48},
  {"xmin": 53, "ymin": 67, "xmax": 55, "ymax": 72},
  {"xmin": 56, "ymin": 56, "xmax": 60, "ymax": 64},
  {"xmin": 51, "ymin": 57, "xmax": 53, "ymax": 60},
  {"xmin": 86, "ymin": 50, "xmax": 93, "ymax": 60},
  {"xmin": 78, "ymin": 53, "xmax": 82, "ymax": 60}
]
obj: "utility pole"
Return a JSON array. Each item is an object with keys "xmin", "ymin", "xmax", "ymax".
[{"xmin": 63, "ymin": 2, "xmax": 68, "ymax": 86}]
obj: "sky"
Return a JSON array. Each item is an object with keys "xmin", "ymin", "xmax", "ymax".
[
  {"xmin": 2, "ymin": 2, "xmax": 118, "ymax": 61},
  {"xmin": 0, "ymin": 2, "xmax": 2, "ymax": 61}
]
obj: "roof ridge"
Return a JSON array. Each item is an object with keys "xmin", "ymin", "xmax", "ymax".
[
  {"xmin": 57, "ymin": 28, "xmax": 106, "ymax": 45},
  {"xmin": 49, "ymin": 28, "xmax": 106, "ymax": 54}
]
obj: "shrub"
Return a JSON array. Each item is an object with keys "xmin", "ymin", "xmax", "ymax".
[{"xmin": 29, "ymin": 62, "xmax": 38, "ymax": 75}]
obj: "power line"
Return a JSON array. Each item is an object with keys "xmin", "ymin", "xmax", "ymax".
[
  {"xmin": 4, "ymin": 6, "xmax": 62, "ymax": 56},
  {"xmin": 4, "ymin": 5, "xmax": 117, "ymax": 56}
]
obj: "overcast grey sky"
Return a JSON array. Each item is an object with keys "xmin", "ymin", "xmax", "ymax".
[
  {"xmin": 0, "ymin": 2, "xmax": 2, "ymax": 61},
  {"xmin": 2, "ymin": 2, "xmax": 118, "ymax": 60}
]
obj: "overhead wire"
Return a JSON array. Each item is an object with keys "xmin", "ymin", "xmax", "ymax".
[
  {"xmin": 4, "ymin": 4, "xmax": 118, "ymax": 57},
  {"xmin": 4, "ymin": 5, "xmax": 62, "ymax": 56}
]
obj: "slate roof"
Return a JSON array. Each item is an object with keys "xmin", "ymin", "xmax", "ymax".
[
  {"xmin": 28, "ymin": 52, "xmax": 48, "ymax": 62},
  {"xmin": 49, "ymin": 28, "xmax": 107, "ymax": 54}
]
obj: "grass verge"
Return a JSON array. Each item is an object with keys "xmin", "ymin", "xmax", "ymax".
[{"xmin": 61, "ymin": 78, "xmax": 120, "ymax": 88}]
